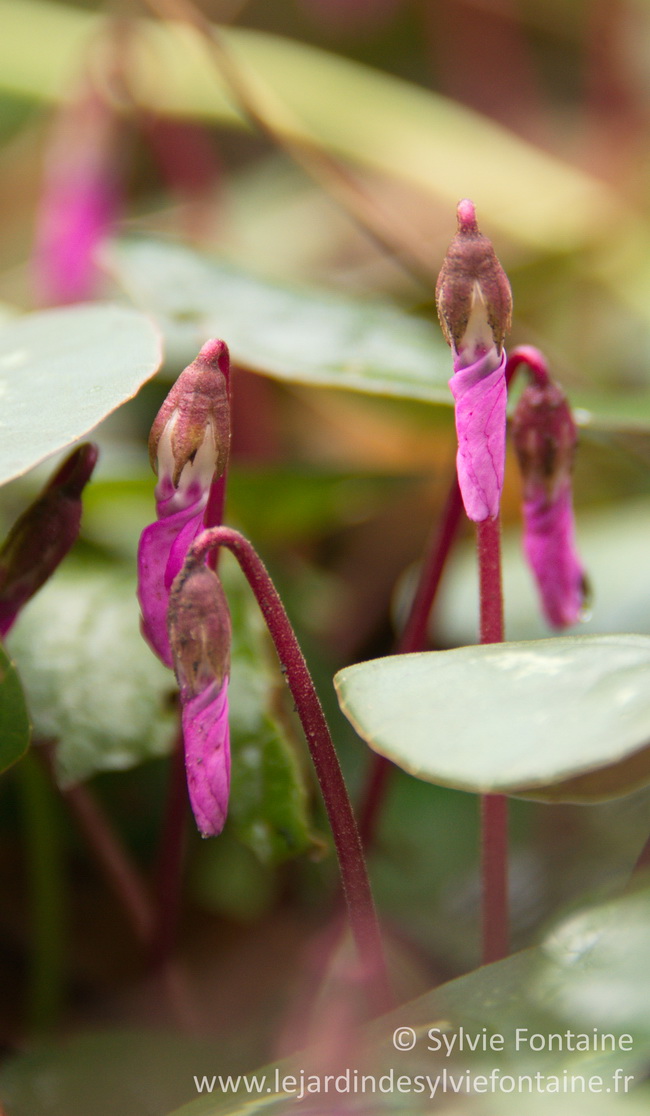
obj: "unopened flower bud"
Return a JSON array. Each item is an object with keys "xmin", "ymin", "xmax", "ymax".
[
  {"xmin": 436, "ymin": 199, "xmax": 512, "ymax": 368},
  {"xmin": 167, "ymin": 557, "xmax": 231, "ymax": 698},
  {"xmin": 437, "ymin": 201, "xmax": 512, "ymax": 521},
  {"xmin": 511, "ymin": 379, "xmax": 577, "ymax": 500},
  {"xmin": 149, "ymin": 338, "xmax": 230, "ymax": 493},
  {"xmin": 138, "ymin": 339, "xmax": 232, "ymax": 666},
  {"xmin": 0, "ymin": 443, "xmax": 98, "ymax": 637},
  {"xmin": 512, "ymin": 377, "xmax": 588, "ymax": 629},
  {"xmin": 168, "ymin": 552, "xmax": 232, "ymax": 837}
]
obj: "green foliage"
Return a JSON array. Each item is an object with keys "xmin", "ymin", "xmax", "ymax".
[
  {"xmin": 107, "ymin": 239, "xmax": 451, "ymax": 402},
  {"xmin": 1, "ymin": 0, "xmax": 650, "ymax": 1109},
  {"xmin": 0, "ymin": 304, "xmax": 162, "ymax": 488},
  {"xmin": 163, "ymin": 887, "xmax": 650, "ymax": 1114},
  {"xmin": 6, "ymin": 565, "xmax": 178, "ymax": 785},
  {"xmin": 0, "ymin": 0, "xmax": 616, "ymax": 252},
  {"xmin": 5, "ymin": 552, "xmax": 318, "ymax": 862},
  {"xmin": 335, "ymin": 636, "xmax": 650, "ymax": 802},
  {"xmin": 0, "ymin": 639, "xmax": 30, "ymax": 772},
  {"xmin": 0, "ymin": 1029, "xmax": 245, "ymax": 1116}
]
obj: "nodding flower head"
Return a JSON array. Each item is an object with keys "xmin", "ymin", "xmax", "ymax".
[
  {"xmin": 137, "ymin": 339, "xmax": 231, "ymax": 666},
  {"xmin": 168, "ymin": 549, "xmax": 232, "ymax": 837},
  {"xmin": 0, "ymin": 444, "xmax": 98, "ymax": 638},
  {"xmin": 437, "ymin": 201, "xmax": 512, "ymax": 522},
  {"xmin": 512, "ymin": 375, "xmax": 588, "ymax": 629}
]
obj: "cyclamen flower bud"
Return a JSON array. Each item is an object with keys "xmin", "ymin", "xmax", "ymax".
[
  {"xmin": 436, "ymin": 201, "xmax": 512, "ymax": 522},
  {"xmin": 137, "ymin": 339, "xmax": 231, "ymax": 666},
  {"xmin": 0, "ymin": 443, "xmax": 98, "ymax": 637},
  {"xmin": 149, "ymin": 339, "xmax": 230, "ymax": 493},
  {"xmin": 168, "ymin": 552, "xmax": 232, "ymax": 837},
  {"xmin": 436, "ymin": 198, "xmax": 512, "ymax": 367},
  {"xmin": 512, "ymin": 378, "xmax": 588, "ymax": 629}
]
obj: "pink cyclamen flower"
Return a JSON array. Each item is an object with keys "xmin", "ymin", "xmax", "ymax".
[
  {"xmin": 0, "ymin": 444, "xmax": 98, "ymax": 637},
  {"xmin": 512, "ymin": 374, "xmax": 587, "ymax": 629},
  {"xmin": 436, "ymin": 200, "xmax": 512, "ymax": 522},
  {"xmin": 33, "ymin": 80, "xmax": 122, "ymax": 306},
  {"xmin": 168, "ymin": 552, "xmax": 232, "ymax": 836},
  {"xmin": 137, "ymin": 339, "xmax": 230, "ymax": 667}
]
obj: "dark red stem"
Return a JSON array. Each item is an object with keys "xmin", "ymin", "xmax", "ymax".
[
  {"xmin": 38, "ymin": 746, "xmax": 154, "ymax": 946},
  {"xmin": 477, "ymin": 515, "xmax": 504, "ymax": 645},
  {"xmin": 189, "ymin": 527, "xmax": 389, "ymax": 1008},
  {"xmin": 358, "ymin": 473, "xmax": 465, "ymax": 846},
  {"xmin": 476, "ymin": 515, "xmax": 509, "ymax": 964},
  {"xmin": 505, "ymin": 345, "xmax": 550, "ymax": 388}
]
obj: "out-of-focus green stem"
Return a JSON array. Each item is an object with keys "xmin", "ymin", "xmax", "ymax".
[{"xmin": 18, "ymin": 751, "xmax": 66, "ymax": 1032}]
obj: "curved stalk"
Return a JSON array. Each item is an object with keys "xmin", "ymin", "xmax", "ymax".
[{"xmin": 188, "ymin": 526, "xmax": 390, "ymax": 1008}]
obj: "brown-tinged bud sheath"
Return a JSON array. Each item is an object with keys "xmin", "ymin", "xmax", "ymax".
[
  {"xmin": 436, "ymin": 199, "xmax": 512, "ymax": 363},
  {"xmin": 167, "ymin": 555, "xmax": 231, "ymax": 699},
  {"xmin": 512, "ymin": 379, "xmax": 577, "ymax": 500},
  {"xmin": 0, "ymin": 443, "xmax": 98, "ymax": 637},
  {"xmin": 512, "ymin": 373, "xmax": 587, "ymax": 629},
  {"xmin": 149, "ymin": 339, "xmax": 231, "ymax": 489}
]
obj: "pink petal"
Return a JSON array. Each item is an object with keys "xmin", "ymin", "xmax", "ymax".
[
  {"xmin": 137, "ymin": 503, "xmax": 204, "ymax": 666},
  {"xmin": 183, "ymin": 677, "xmax": 231, "ymax": 836},
  {"xmin": 33, "ymin": 177, "xmax": 118, "ymax": 305},
  {"xmin": 449, "ymin": 349, "xmax": 507, "ymax": 522},
  {"xmin": 523, "ymin": 481, "xmax": 586, "ymax": 629}
]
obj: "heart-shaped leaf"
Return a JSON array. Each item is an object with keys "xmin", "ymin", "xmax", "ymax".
[{"xmin": 335, "ymin": 635, "xmax": 650, "ymax": 801}]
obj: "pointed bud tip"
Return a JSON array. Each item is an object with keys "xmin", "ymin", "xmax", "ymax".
[
  {"xmin": 457, "ymin": 199, "xmax": 478, "ymax": 233},
  {"xmin": 197, "ymin": 338, "xmax": 230, "ymax": 372},
  {"xmin": 149, "ymin": 340, "xmax": 231, "ymax": 487},
  {"xmin": 46, "ymin": 442, "xmax": 99, "ymax": 497},
  {"xmin": 437, "ymin": 202, "xmax": 512, "ymax": 360}
]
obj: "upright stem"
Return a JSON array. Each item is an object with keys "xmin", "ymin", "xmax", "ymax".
[
  {"xmin": 38, "ymin": 746, "xmax": 198, "ymax": 1029},
  {"xmin": 189, "ymin": 527, "xmax": 390, "ymax": 1009},
  {"xmin": 358, "ymin": 474, "xmax": 465, "ymax": 846},
  {"xmin": 477, "ymin": 515, "xmax": 505, "ymax": 645},
  {"xmin": 38, "ymin": 745, "xmax": 154, "ymax": 946},
  {"xmin": 476, "ymin": 515, "xmax": 509, "ymax": 964},
  {"xmin": 18, "ymin": 753, "xmax": 66, "ymax": 1032}
]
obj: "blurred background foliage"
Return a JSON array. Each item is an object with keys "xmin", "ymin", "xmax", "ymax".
[{"xmin": 1, "ymin": 1, "xmax": 650, "ymax": 1113}]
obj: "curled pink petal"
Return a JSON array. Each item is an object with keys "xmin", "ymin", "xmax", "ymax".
[
  {"xmin": 137, "ymin": 502, "xmax": 204, "ymax": 666},
  {"xmin": 449, "ymin": 349, "xmax": 507, "ymax": 522},
  {"xmin": 183, "ymin": 677, "xmax": 231, "ymax": 837},
  {"xmin": 523, "ymin": 481, "xmax": 587, "ymax": 629}
]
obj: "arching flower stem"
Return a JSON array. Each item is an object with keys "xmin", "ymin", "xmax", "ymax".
[{"xmin": 187, "ymin": 526, "xmax": 390, "ymax": 1009}]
